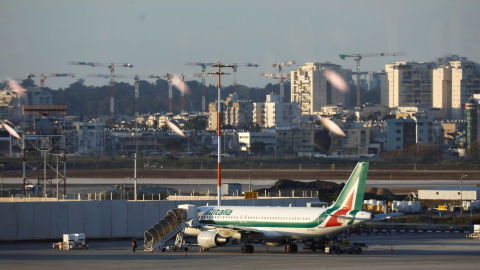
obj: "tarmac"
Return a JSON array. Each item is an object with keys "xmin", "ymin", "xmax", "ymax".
[{"xmin": 1, "ymin": 233, "xmax": 479, "ymax": 270}]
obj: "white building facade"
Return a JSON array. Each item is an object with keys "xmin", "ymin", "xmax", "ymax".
[
  {"xmin": 291, "ymin": 62, "xmax": 351, "ymax": 115},
  {"xmin": 253, "ymin": 95, "xmax": 300, "ymax": 128},
  {"xmin": 385, "ymin": 61, "xmax": 437, "ymax": 109}
]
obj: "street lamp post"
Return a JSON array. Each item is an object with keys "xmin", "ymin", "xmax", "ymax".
[{"xmin": 209, "ymin": 61, "xmax": 231, "ymax": 206}]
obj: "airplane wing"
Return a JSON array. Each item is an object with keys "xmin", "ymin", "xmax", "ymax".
[
  {"xmin": 371, "ymin": 213, "xmax": 404, "ymax": 221},
  {"xmin": 327, "ymin": 214, "xmax": 372, "ymax": 222},
  {"xmin": 328, "ymin": 212, "xmax": 404, "ymax": 222},
  {"xmin": 190, "ymin": 220, "xmax": 264, "ymax": 235},
  {"xmin": 203, "ymin": 224, "xmax": 263, "ymax": 235},
  {"xmin": 328, "ymin": 214, "xmax": 355, "ymax": 221}
]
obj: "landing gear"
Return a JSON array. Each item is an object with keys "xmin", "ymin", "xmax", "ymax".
[
  {"xmin": 285, "ymin": 243, "xmax": 298, "ymax": 253},
  {"xmin": 241, "ymin": 244, "xmax": 254, "ymax": 254}
]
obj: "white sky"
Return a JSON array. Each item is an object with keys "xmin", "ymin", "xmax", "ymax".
[{"xmin": 1, "ymin": 0, "xmax": 479, "ymax": 89}]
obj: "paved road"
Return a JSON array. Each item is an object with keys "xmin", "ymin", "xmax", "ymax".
[{"xmin": 1, "ymin": 233, "xmax": 479, "ymax": 269}]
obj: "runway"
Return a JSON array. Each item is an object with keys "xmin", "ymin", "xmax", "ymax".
[{"xmin": 1, "ymin": 233, "xmax": 479, "ymax": 269}]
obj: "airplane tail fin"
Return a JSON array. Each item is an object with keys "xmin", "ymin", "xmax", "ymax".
[{"xmin": 331, "ymin": 162, "xmax": 369, "ymax": 211}]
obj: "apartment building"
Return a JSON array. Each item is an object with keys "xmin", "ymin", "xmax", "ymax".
[
  {"xmin": 385, "ymin": 117, "xmax": 430, "ymax": 150},
  {"xmin": 432, "ymin": 60, "xmax": 480, "ymax": 120},
  {"xmin": 432, "ymin": 65, "xmax": 452, "ymax": 119},
  {"xmin": 365, "ymin": 71, "xmax": 386, "ymax": 91},
  {"xmin": 450, "ymin": 61, "xmax": 480, "ymax": 119},
  {"xmin": 208, "ymin": 94, "xmax": 253, "ymax": 131},
  {"xmin": 253, "ymin": 94, "xmax": 300, "ymax": 128},
  {"xmin": 275, "ymin": 127, "xmax": 315, "ymax": 156},
  {"xmin": 75, "ymin": 121, "xmax": 106, "ymax": 157},
  {"xmin": 291, "ymin": 62, "xmax": 351, "ymax": 115},
  {"xmin": 238, "ymin": 130, "xmax": 275, "ymax": 154},
  {"xmin": 341, "ymin": 122, "xmax": 374, "ymax": 155},
  {"xmin": 0, "ymin": 90, "xmax": 22, "ymax": 120},
  {"xmin": 385, "ymin": 61, "xmax": 437, "ymax": 109},
  {"xmin": 387, "ymin": 57, "xmax": 480, "ymax": 120}
]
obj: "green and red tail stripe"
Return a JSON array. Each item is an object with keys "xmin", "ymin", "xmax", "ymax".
[{"xmin": 324, "ymin": 162, "xmax": 369, "ymax": 227}]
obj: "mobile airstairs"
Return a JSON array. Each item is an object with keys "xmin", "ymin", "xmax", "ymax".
[{"xmin": 143, "ymin": 204, "xmax": 198, "ymax": 252}]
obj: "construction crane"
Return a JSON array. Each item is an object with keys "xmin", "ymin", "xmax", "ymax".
[
  {"xmin": 162, "ymin": 73, "xmax": 204, "ymax": 114},
  {"xmin": 87, "ymin": 74, "xmax": 161, "ymax": 117},
  {"xmin": 69, "ymin": 61, "xmax": 134, "ymax": 118},
  {"xmin": 225, "ymin": 63, "xmax": 259, "ymax": 94},
  {"xmin": 185, "ymin": 62, "xmax": 216, "ymax": 112},
  {"xmin": 260, "ymin": 72, "xmax": 292, "ymax": 97},
  {"xmin": 186, "ymin": 62, "xmax": 257, "ymax": 110},
  {"xmin": 339, "ymin": 52, "xmax": 405, "ymax": 107},
  {"xmin": 262, "ymin": 61, "xmax": 295, "ymax": 102},
  {"xmin": 25, "ymin": 73, "xmax": 75, "ymax": 89}
]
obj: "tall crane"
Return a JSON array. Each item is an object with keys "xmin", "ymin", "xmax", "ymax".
[
  {"xmin": 226, "ymin": 63, "xmax": 259, "ymax": 94},
  {"xmin": 69, "ymin": 61, "xmax": 134, "ymax": 118},
  {"xmin": 339, "ymin": 52, "xmax": 405, "ymax": 107},
  {"xmin": 162, "ymin": 73, "xmax": 204, "ymax": 114},
  {"xmin": 26, "ymin": 73, "xmax": 75, "ymax": 89},
  {"xmin": 87, "ymin": 73, "xmax": 161, "ymax": 117},
  {"xmin": 262, "ymin": 61, "xmax": 295, "ymax": 102},
  {"xmin": 186, "ymin": 62, "xmax": 216, "ymax": 112},
  {"xmin": 260, "ymin": 72, "xmax": 292, "ymax": 97},
  {"xmin": 185, "ymin": 62, "xmax": 257, "ymax": 110},
  {"xmin": 179, "ymin": 73, "xmax": 211, "ymax": 114},
  {"xmin": 162, "ymin": 73, "xmax": 175, "ymax": 114}
]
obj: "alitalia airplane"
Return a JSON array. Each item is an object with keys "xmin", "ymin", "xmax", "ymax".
[{"xmin": 184, "ymin": 162, "xmax": 390, "ymax": 253}]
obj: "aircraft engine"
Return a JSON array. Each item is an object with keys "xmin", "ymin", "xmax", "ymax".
[
  {"xmin": 197, "ymin": 231, "xmax": 229, "ymax": 248},
  {"xmin": 354, "ymin": 211, "xmax": 374, "ymax": 221}
]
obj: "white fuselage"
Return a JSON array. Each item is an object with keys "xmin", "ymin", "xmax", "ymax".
[{"xmin": 184, "ymin": 205, "xmax": 370, "ymax": 241}]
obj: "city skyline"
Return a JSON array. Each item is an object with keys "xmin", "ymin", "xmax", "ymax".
[{"xmin": 1, "ymin": 0, "xmax": 479, "ymax": 90}]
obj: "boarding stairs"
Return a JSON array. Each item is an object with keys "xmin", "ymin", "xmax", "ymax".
[{"xmin": 143, "ymin": 208, "xmax": 188, "ymax": 251}]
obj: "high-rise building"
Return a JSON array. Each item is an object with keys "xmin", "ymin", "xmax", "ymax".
[
  {"xmin": 386, "ymin": 62, "xmax": 437, "ymax": 109},
  {"xmin": 291, "ymin": 62, "xmax": 351, "ymax": 115},
  {"xmin": 387, "ymin": 57, "xmax": 480, "ymax": 120},
  {"xmin": 365, "ymin": 71, "xmax": 385, "ymax": 91},
  {"xmin": 432, "ymin": 65, "xmax": 452, "ymax": 119},
  {"xmin": 450, "ymin": 61, "xmax": 480, "ymax": 119},
  {"xmin": 431, "ymin": 60, "xmax": 480, "ymax": 119}
]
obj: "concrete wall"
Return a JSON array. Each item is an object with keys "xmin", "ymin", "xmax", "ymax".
[
  {"xmin": 0, "ymin": 198, "xmax": 313, "ymax": 241},
  {"xmin": 418, "ymin": 189, "xmax": 479, "ymax": 201}
]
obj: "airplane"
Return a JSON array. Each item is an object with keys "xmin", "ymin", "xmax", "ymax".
[{"xmin": 184, "ymin": 161, "xmax": 391, "ymax": 253}]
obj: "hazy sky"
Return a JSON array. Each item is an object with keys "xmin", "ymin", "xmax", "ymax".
[{"xmin": 1, "ymin": 0, "xmax": 479, "ymax": 89}]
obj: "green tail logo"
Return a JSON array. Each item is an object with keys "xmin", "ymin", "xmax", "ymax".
[
  {"xmin": 324, "ymin": 162, "xmax": 369, "ymax": 227},
  {"xmin": 332, "ymin": 162, "xmax": 369, "ymax": 211}
]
